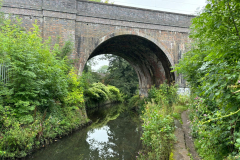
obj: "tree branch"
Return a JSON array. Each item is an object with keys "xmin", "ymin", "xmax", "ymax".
[{"xmin": 227, "ymin": 2, "xmax": 240, "ymax": 40}]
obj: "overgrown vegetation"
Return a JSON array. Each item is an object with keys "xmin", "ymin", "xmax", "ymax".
[
  {"xmin": 101, "ymin": 55, "xmax": 139, "ymax": 99},
  {"xmin": 83, "ymin": 54, "xmax": 138, "ymax": 103},
  {"xmin": 0, "ymin": 15, "xmax": 127, "ymax": 158},
  {"xmin": 174, "ymin": 0, "xmax": 240, "ymax": 159},
  {"xmin": 81, "ymin": 59, "xmax": 125, "ymax": 108},
  {"xmin": 0, "ymin": 18, "xmax": 90, "ymax": 158},
  {"xmin": 84, "ymin": 82, "xmax": 124, "ymax": 108},
  {"xmin": 133, "ymin": 84, "xmax": 189, "ymax": 160}
]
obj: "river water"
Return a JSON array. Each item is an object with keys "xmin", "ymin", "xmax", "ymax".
[{"xmin": 26, "ymin": 104, "xmax": 142, "ymax": 160}]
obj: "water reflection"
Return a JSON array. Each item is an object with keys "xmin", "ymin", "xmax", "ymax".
[
  {"xmin": 87, "ymin": 126, "xmax": 115, "ymax": 158},
  {"xmin": 26, "ymin": 104, "xmax": 142, "ymax": 160}
]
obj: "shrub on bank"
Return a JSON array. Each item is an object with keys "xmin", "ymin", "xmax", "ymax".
[
  {"xmin": 128, "ymin": 95, "xmax": 145, "ymax": 111},
  {"xmin": 0, "ymin": 104, "xmax": 88, "ymax": 158},
  {"xmin": 0, "ymin": 19, "xmax": 89, "ymax": 158},
  {"xmin": 84, "ymin": 82, "xmax": 124, "ymax": 108},
  {"xmin": 174, "ymin": 0, "xmax": 240, "ymax": 158},
  {"xmin": 138, "ymin": 102, "xmax": 175, "ymax": 160},
  {"xmin": 136, "ymin": 83, "xmax": 188, "ymax": 160},
  {"xmin": 107, "ymin": 85, "xmax": 124, "ymax": 102}
]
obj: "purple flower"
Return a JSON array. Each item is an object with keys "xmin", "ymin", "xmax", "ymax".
[
  {"xmin": 238, "ymin": 80, "xmax": 240, "ymax": 84},
  {"xmin": 204, "ymin": 114, "xmax": 207, "ymax": 116}
]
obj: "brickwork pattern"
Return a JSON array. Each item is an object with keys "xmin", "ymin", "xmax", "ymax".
[{"xmin": 1, "ymin": 0, "xmax": 192, "ymax": 94}]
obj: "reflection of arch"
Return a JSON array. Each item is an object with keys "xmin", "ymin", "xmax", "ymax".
[{"xmin": 85, "ymin": 32, "xmax": 175, "ymax": 97}]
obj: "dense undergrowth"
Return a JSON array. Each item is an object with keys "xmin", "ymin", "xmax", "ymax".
[
  {"xmin": 0, "ymin": 18, "xmax": 90, "ymax": 158},
  {"xmin": 174, "ymin": 0, "xmax": 240, "ymax": 159},
  {"xmin": 83, "ymin": 82, "xmax": 124, "ymax": 109},
  {"xmin": 130, "ymin": 84, "xmax": 189, "ymax": 160},
  {"xmin": 0, "ymin": 17, "xmax": 123, "ymax": 158},
  {"xmin": 81, "ymin": 62, "xmax": 125, "ymax": 109}
]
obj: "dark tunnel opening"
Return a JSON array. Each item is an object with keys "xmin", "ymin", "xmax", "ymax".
[{"xmin": 87, "ymin": 35, "xmax": 175, "ymax": 97}]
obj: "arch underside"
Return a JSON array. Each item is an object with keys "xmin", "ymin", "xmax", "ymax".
[{"xmin": 89, "ymin": 35, "xmax": 175, "ymax": 96}]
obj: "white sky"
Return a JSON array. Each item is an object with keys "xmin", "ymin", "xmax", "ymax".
[
  {"xmin": 113, "ymin": 0, "xmax": 206, "ymax": 14},
  {"xmin": 91, "ymin": 0, "xmax": 207, "ymax": 70}
]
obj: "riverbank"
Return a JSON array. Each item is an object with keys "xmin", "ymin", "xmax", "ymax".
[
  {"xmin": 85, "ymin": 100, "xmax": 120, "ymax": 109},
  {"xmin": 132, "ymin": 84, "xmax": 200, "ymax": 160},
  {"xmin": 0, "ymin": 106, "xmax": 91, "ymax": 159},
  {"xmin": 25, "ymin": 103, "xmax": 142, "ymax": 160}
]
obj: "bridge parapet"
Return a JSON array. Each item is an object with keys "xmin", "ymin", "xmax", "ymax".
[
  {"xmin": 2, "ymin": 0, "xmax": 194, "ymax": 28},
  {"xmin": 2, "ymin": 0, "xmax": 42, "ymax": 10},
  {"xmin": 77, "ymin": 0, "xmax": 194, "ymax": 28}
]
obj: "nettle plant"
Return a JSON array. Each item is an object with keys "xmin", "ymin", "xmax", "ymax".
[{"xmin": 175, "ymin": 0, "xmax": 240, "ymax": 159}]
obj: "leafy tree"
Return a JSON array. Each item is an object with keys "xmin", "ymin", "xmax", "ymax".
[
  {"xmin": 97, "ymin": 65, "xmax": 108, "ymax": 74},
  {"xmin": 102, "ymin": 55, "xmax": 139, "ymax": 98},
  {"xmin": 83, "ymin": 59, "xmax": 103, "ymax": 85},
  {"xmin": 0, "ymin": 18, "xmax": 88, "ymax": 158},
  {"xmin": 0, "ymin": 20, "xmax": 67, "ymax": 115},
  {"xmin": 83, "ymin": 57, "xmax": 98, "ymax": 73},
  {"xmin": 175, "ymin": 0, "xmax": 240, "ymax": 159}
]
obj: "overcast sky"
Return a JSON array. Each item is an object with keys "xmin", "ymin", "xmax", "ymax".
[
  {"xmin": 113, "ymin": 0, "xmax": 206, "ymax": 14},
  {"xmin": 92, "ymin": 0, "xmax": 207, "ymax": 71}
]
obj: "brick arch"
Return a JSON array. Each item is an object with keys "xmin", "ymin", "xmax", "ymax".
[
  {"xmin": 85, "ymin": 32, "xmax": 176, "ymax": 96},
  {"xmin": 95, "ymin": 31, "xmax": 174, "ymax": 67}
]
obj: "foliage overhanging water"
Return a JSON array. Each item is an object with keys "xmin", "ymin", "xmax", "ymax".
[{"xmin": 26, "ymin": 104, "xmax": 142, "ymax": 160}]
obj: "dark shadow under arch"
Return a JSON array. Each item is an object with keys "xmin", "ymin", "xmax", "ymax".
[{"xmin": 88, "ymin": 35, "xmax": 175, "ymax": 96}]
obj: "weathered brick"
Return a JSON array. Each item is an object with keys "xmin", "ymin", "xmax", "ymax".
[{"xmin": 1, "ymin": 0, "xmax": 193, "ymax": 95}]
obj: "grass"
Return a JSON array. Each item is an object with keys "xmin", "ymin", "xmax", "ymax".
[{"xmin": 172, "ymin": 105, "xmax": 188, "ymax": 123}]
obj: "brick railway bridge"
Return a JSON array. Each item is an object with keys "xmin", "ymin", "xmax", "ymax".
[{"xmin": 1, "ymin": 0, "xmax": 194, "ymax": 96}]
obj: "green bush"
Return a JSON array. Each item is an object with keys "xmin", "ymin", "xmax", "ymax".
[
  {"xmin": 0, "ymin": 19, "xmax": 69, "ymax": 113},
  {"xmin": 137, "ymin": 83, "xmax": 182, "ymax": 160},
  {"xmin": 177, "ymin": 94, "xmax": 191, "ymax": 106},
  {"xmin": 84, "ymin": 82, "xmax": 124, "ymax": 108},
  {"xmin": 140, "ymin": 102, "xmax": 175, "ymax": 160},
  {"xmin": 174, "ymin": 0, "xmax": 240, "ymax": 158},
  {"xmin": 0, "ymin": 18, "xmax": 88, "ymax": 158},
  {"xmin": 107, "ymin": 85, "xmax": 124, "ymax": 102},
  {"xmin": 65, "ymin": 68, "xmax": 84, "ymax": 108},
  {"xmin": 84, "ymin": 82, "xmax": 110, "ymax": 105},
  {"xmin": 128, "ymin": 95, "xmax": 145, "ymax": 113}
]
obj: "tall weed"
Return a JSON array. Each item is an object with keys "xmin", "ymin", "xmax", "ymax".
[{"xmin": 137, "ymin": 83, "xmax": 185, "ymax": 160}]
